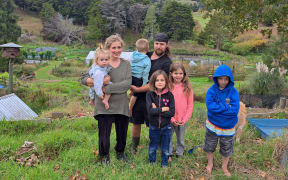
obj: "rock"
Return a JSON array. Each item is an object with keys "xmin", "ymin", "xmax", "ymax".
[
  {"xmin": 15, "ymin": 141, "xmax": 40, "ymax": 167},
  {"xmin": 51, "ymin": 112, "xmax": 64, "ymax": 119},
  {"xmin": 280, "ymin": 151, "xmax": 288, "ymax": 177}
]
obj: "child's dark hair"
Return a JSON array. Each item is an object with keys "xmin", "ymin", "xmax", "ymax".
[
  {"xmin": 149, "ymin": 70, "xmax": 170, "ymax": 91},
  {"xmin": 169, "ymin": 63, "xmax": 192, "ymax": 97}
]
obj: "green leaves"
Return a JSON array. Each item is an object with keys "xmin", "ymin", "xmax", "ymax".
[
  {"xmin": 159, "ymin": 1, "xmax": 195, "ymax": 40},
  {"xmin": 0, "ymin": 0, "xmax": 21, "ymax": 44},
  {"xmin": 86, "ymin": 0, "xmax": 107, "ymax": 43},
  {"xmin": 202, "ymin": 0, "xmax": 288, "ymax": 35}
]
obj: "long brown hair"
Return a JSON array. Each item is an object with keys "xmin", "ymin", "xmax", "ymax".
[
  {"xmin": 149, "ymin": 70, "xmax": 170, "ymax": 92},
  {"xmin": 169, "ymin": 63, "xmax": 192, "ymax": 98}
]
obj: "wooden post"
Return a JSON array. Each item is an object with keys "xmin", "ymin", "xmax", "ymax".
[
  {"xmin": 286, "ymin": 99, "xmax": 288, "ymax": 109},
  {"xmin": 8, "ymin": 59, "xmax": 13, "ymax": 93},
  {"xmin": 280, "ymin": 97, "xmax": 286, "ymax": 109}
]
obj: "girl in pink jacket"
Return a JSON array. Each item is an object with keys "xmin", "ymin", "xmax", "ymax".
[{"xmin": 168, "ymin": 63, "xmax": 194, "ymax": 161}]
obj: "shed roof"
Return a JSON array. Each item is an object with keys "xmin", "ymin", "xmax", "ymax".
[
  {"xmin": 0, "ymin": 43, "xmax": 23, "ymax": 48},
  {"xmin": 0, "ymin": 93, "xmax": 38, "ymax": 121}
]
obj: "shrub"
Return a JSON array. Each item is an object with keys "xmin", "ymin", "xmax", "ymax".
[
  {"xmin": 31, "ymin": 51, "xmax": 36, "ymax": 59},
  {"xmin": 22, "ymin": 50, "xmax": 28, "ymax": 59},
  {"xmin": 230, "ymin": 39, "xmax": 268, "ymax": 55},
  {"xmin": 45, "ymin": 51, "xmax": 52, "ymax": 60},
  {"xmin": 249, "ymin": 62, "xmax": 287, "ymax": 95},
  {"xmin": 221, "ymin": 40, "xmax": 234, "ymax": 52},
  {"xmin": 39, "ymin": 52, "xmax": 44, "ymax": 60}
]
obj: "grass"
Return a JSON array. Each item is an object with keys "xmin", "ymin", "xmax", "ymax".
[
  {"xmin": 190, "ymin": 77, "xmax": 245, "ymax": 102},
  {"xmin": 15, "ymin": 9, "xmax": 43, "ymax": 37},
  {"xmin": 35, "ymin": 61, "xmax": 62, "ymax": 80},
  {"xmin": 0, "ymin": 102, "xmax": 286, "ymax": 179}
]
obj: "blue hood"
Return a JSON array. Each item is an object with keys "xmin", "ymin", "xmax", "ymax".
[
  {"xmin": 205, "ymin": 64, "xmax": 240, "ymax": 133},
  {"xmin": 131, "ymin": 51, "xmax": 148, "ymax": 63},
  {"xmin": 213, "ymin": 64, "xmax": 234, "ymax": 90}
]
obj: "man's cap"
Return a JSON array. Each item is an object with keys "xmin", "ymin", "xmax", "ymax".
[{"xmin": 154, "ymin": 33, "xmax": 169, "ymax": 43}]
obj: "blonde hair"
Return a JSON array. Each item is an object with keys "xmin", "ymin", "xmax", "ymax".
[
  {"xmin": 169, "ymin": 63, "xmax": 192, "ymax": 98},
  {"xmin": 149, "ymin": 70, "xmax": 170, "ymax": 92},
  {"xmin": 94, "ymin": 44, "xmax": 110, "ymax": 65},
  {"xmin": 136, "ymin": 38, "xmax": 149, "ymax": 53},
  {"xmin": 104, "ymin": 34, "xmax": 125, "ymax": 49}
]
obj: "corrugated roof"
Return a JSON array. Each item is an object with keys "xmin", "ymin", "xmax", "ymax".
[
  {"xmin": 0, "ymin": 43, "xmax": 23, "ymax": 48},
  {"xmin": 0, "ymin": 93, "xmax": 38, "ymax": 121},
  {"xmin": 85, "ymin": 51, "xmax": 133, "ymax": 64}
]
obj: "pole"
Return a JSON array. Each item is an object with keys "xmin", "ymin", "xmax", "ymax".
[{"xmin": 8, "ymin": 59, "xmax": 13, "ymax": 93}]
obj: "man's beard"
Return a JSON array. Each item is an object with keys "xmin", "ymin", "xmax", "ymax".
[{"xmin": 155, "ymin": 49, "xmax": 165, "ymax": 56}]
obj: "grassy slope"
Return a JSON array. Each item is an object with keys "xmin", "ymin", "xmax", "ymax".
[
  {"xmin": 0, "ymin": 65, "xmax": 286, "ymax": 179},
  {"xmin": 15, "ymin": 8, "xmax": 43, "ymax": 37},
  {"xmin": 0, "ymin": 102, "xmax": 286, "ymax": 179}
]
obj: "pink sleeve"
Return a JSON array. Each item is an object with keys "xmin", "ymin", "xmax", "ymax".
[
  {"xmin": 171, "ymin": 117, "xmax": 176, "ymax": 123},
  {"xmin": 182, "ymin": 89, "xmax": 194, "ymax": 124}
]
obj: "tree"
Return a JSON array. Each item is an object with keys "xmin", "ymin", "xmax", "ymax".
[
  {"xmin": 202, "ymin": 12, "xmax": 232, "ymax": 50},
  {"xmin": 99, "ymin": 0, "xmax": 130, "ymax": 34},
  {"xmin": 130, "ymin": 0, "xmax": 150, "ymax": 5},
  {"xmin": 0, "ymin": 0, "xmax": 21, "ymax": 44},
  {"xmin": 42, "ymin": 13, "xmax": 84, "ymax": 45},
  {"xmin": 202, "ymin": 0, "xmax": 288, "ymax": 36},
  {"xmin": 142, "ymin": 5, "xmax": 159, "ymax": 40},
  {"xmin": 159, "ymin": 1, "xmax": 195, "ymax": 40},
  {"xmin": 263, "ymin": 34, "xmax": 288, "ymax": 69},
  {"xmin": 86, "ymin": 0, "xmax": 107, "ymax": 43},
  {"xmin": 40, "ymin": 2, "xmax": 56, "ymax": 21},
  {"xmin": 127, "ymin": 3, "xmax": 148, "ymax": 33}
]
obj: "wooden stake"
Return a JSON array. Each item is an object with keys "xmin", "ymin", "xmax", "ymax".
[{"xmin": 8, "ymin": 59, "xmax": 13, "ymax": 93}]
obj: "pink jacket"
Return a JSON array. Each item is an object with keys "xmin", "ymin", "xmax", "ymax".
[{"xmin": 171, "ymin": 83, "xmax": 194, "ymax": 124}]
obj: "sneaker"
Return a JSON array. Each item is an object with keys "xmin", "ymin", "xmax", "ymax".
[{"xmin": 100, "ymin": 155, "xmax": 110, "ymax": 165}]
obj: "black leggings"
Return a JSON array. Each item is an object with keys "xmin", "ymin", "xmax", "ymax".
[{"xmin": 95, "ymin": 114, "xmax": 129, "ymax": 157}]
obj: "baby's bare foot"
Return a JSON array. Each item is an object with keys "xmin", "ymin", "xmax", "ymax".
[
  {"xmin": 89, "ymin": 101, "xmax": 94, "ymax": 106},
  {"xmin": 102, "ymin": 100, "xmax": 109, "ymax": 110}
]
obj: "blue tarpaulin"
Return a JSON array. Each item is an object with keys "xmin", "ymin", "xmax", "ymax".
[{"xmin": 248, "ymin": 118, "xmax": 288, "ymax": 139}]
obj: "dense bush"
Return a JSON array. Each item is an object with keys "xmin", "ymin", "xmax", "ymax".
[
  {"xmin": 263, "ymin": 34, "xmax": 288, "ymax": 69},
  {"xmin": 248, "ymin": 63, "xmax": 287, "ymax": 95},
  {"xmin": 230, "ymin": 39, "xmax": 268, "ymax": 55}
]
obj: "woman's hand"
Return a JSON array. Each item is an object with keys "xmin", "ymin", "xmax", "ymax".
[
  {"xmin": 162, "ymin": 107, "xmax": 169, "ymax": 112},
  {"xmin": 86, "ymin": 78, "xmax": 94, "ymax": 87},
  {"xmin": 152, "ymin": 103, "xmax": 156, "ymax": 108},
  {"xmin": 103, "ymin": 75, "xmax": 111, "ymax": 85}
]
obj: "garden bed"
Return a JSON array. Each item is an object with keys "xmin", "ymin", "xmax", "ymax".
[{"xmin": 240, "ymin": 94, "xmax": 286, "ymax": 108}]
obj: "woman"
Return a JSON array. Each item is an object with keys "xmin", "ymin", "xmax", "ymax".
[{"xmin": 81, "ymin": 34, "xmax": 131, "ymax": 164}]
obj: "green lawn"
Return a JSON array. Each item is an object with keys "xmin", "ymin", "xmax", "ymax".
[
  {"xmin": 190, "ymin": 77, "xmax": 245, "ymax": 100},
  {"xmin": 35, "ymin": 61, "xmax": 62, "ymax": 80},
  {"xmin": 0, "ymin": 101, "xmax": 286, "ymax": 179}
]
